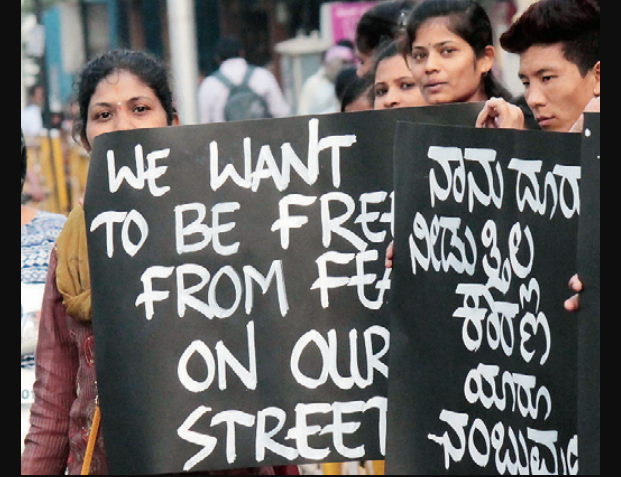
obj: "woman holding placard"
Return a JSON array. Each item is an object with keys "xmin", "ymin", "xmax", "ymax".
[
  {"xmin": 385, "ymin": 0, "xmax": 513, "ymax": 270},
  {"xmin": 21, "ymin": 50, "xmax": 296, "ymax": 476}
]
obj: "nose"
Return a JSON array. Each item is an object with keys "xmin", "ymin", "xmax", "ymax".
[
  {"xmin": 383, "ymin": 89, "xmax": 400, "ymax": 109},
  {"xmin": 115, "ymin": 109, "xmax": 136, "ymax": 131},
  {"xmin": 425, "ymin": 50, "xmax": 441, "ymax": 75},
  {"xmin": 526, "ymin": 82, "xmax": 547, "ymax": 111}
]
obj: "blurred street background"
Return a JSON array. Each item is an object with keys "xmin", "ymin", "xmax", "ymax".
[{"xmin": 21, "ymin": 0, "xmax": 538, "ymax": 216}]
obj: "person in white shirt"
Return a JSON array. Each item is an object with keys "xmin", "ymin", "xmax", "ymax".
[
  {"xmin": 198, "ymin": 37, "xmax": 290, "ymax": 123},
  {"xmin": 21, "ymin": 85, "xmax": 44, "ymax": 136},
  {"xmin": 297, "ymin": 45, "xmax": 356, "ymax": 116}
]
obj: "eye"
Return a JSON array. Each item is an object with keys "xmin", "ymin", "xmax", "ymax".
[
  {"xmin": 400, "ymin": 81, "xmax": 416, "ymax": 91},
  {"xmin": 374, "ymin": 85, "xmax": 388, "ymax": 97},
  {"xmin": 133, "ymin": 105, "xmax": 151, "ymax": 114},
  {"xmin": 95, "ymin": 111, "xmax": 112, "ymax": 121},
  {"xmin": 412, "ymin": 50, "xmax": 427, "ymax": 62},
  {"xmin": 440, "ymin": 47, "xmax": 457, "ymax": 56},
  {"xmin": 541, "ymin": 75, "xmax": 554, "ymax": 83}
]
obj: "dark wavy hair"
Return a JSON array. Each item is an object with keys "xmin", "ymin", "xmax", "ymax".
[
  {"xmin": 74, "ymin": 50, "xmax": 175, "ymax": 144},
  {"xmin": 500, "ymin": 0, "xmax": 600, "ymax": 77},
  {"xmin": 355, "ymin": 0, "xmax": 419, "ymax": 55},
  {"xmin": 405, "ymin": 0, "xmax": 512, "ymax": 101}
]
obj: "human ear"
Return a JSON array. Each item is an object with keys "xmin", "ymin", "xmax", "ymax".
[
  {"xmin": 592, "ymin": 61, "xmax": 601, "ymax": 97},
  {"xmin": 478, "ymin": 46, "xmax": 496, "ymax": 76}
]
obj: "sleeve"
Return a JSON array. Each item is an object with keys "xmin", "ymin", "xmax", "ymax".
[
  {"xmin": 198, "ymin": 78, "xmax": 217, "ymax": 124},
  {"xmin": 199, "ymin": 77, "xmax": 230, "ymax": 124},
  {"xmin": 21, "ymin": 249, "xmax": 79, "ymax": 475},
  {"xmin": 296, "ymin": 78, "xmax": 315, "ymax": 116},
  {"xmin": 257, "ymin": 70, "xmax": 291, "ymax": 119}
]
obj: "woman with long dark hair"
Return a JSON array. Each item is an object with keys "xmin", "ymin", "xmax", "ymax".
[{"xmin": 404, "ymin": 0, "xmax": 512, "ymax": 104}]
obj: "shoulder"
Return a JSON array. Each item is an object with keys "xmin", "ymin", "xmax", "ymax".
[
  {"xmin": 199, "ymin": 75, "xmax": 223, "ymax": 94},
  {"xmin": 252, "ymin": 66, "xmax": 277, "ymax": 80},
  {"xmin": 249, "ymin": 66, "xmax": 281, "ymax": 92},
  {"xmin": 33, "ymin": 211, "xmax": 68, "ymax": 231}
]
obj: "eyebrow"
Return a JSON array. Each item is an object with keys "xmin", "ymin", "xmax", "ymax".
[
  {"xmin": 90, "ymin": 96, "xmax": 153, "ymax": 109},
  {"xmin": 519, "ymin": 68, "xmax": 556, "ymax": 80},
  {"xmin": 412, "ymin": 41, "xmax": 457, "ymax": 50}
]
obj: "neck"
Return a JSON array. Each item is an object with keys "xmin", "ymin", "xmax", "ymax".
[{"xmin": 467, "ymin": 84, "xmax": 489, "ymax": 103}]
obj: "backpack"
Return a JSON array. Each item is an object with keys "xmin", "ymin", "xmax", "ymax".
[{"xmin": 214, "ymin": 66, "xmax": 272, "ymax": 122}]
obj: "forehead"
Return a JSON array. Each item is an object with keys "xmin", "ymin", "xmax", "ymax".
[
  {"xmin": 89, "ymin": 71, "xmax": 156, "ymax": 105},
  {"xmin": 376, "ymin": 55, "xmax": 412, "ymax": 79},
  {"xmin": 519, "ymin": 43, "xmax": 577, "ymax": 76},
  {"xmin": 412, "ymin": 17, "xmax": 466, "ymax": 47}
]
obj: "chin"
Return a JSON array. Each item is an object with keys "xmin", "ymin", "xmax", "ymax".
[{"xmin": 425, "ymin": 94, "xmax": 449, "ymax": 105}]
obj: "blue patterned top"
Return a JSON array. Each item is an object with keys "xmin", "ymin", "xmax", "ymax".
[{"xmin": 21, "ymin": 211, "xmax": 67, "ymax": 284}]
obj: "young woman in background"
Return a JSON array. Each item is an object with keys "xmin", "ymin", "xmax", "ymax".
[{"xmin": 405, "ymin": 0, "xmax": 512, "ymax": 105}]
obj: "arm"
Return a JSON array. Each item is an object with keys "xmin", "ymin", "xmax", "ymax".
[
  {"xmin": 198, "ymin": 78, "xmax": 220, "ymax": 124},
  {"xmin": 259, "ymin": 70, "xmax": 291, "ymax": 119},
  {"xmin": 21, "ymin": 249, "xmax": 78, "ymax": 475}
]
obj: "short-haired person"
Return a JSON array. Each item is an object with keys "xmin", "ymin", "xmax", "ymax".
[
  {"xmin": 476, "ymin": 0, "xmax": 600, "ymax": 132},
  {"xmin": 198, "ymin": 37, "xmax": 290, "ymax": 123}
]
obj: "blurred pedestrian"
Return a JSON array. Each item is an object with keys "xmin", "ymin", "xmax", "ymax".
[
  {"xmin": 298, "ymin": 44, "xmax": 356, "ymax": 115},
  {"xmin": 198, "ymin": 37, "xmax": 290, "ymax": 123},
  {"xmin": 21, "ymin": 85, "xmax": 45, "ymax": 136},
  {"xmin": 21, "ymin": 129, "xmax": 67, "ymax": 286}
]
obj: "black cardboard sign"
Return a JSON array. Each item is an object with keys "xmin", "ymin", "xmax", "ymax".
[
  {"xmin": 84, "ymin": 105, "xmax": 481, "ymax": 474},
  {"xmin": 386, "ymin": 123, "xmax": 582, "ymax": 475},
  {"xmin": 577, "ymin": 113, "xmax": 600, "ymax": 475}
]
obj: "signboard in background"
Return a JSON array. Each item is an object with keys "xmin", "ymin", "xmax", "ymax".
[
  {"xmin": 386, "ymin": 123, "xmax": 582, "ymax": 475},
  {"xmin": 84, "ymin": 105, "xmax": 481, "ymax": 475},
  {"xmin": 321, "ymin": 2, "xmax": 377, "ymax": 44}
]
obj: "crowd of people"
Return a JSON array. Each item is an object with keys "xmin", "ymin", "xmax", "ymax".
[
  {"xmin": 21, "ymin": 0, "xmax": 599, "ymax": 474},
  {"xmin": 194, "ymin": 0, "xmax": 599, "ymax": 135}
]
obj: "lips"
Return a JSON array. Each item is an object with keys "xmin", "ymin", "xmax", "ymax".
[
  {"xmin": 536, "ymin": 116, "xmax": 555, "ymax": 128},
  {"xmin": 424, "ymin": 81, "xmax": 447, "ymax": 94}
]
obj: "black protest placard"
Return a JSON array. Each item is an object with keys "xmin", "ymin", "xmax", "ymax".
[
  {"xmin": 84, "ymin": 105, "xmax": 481, "ymax": 475},
  {"xmin": 577, "ymin": 113, "xmax": 600, "ymax": 475},
  {"xmin": 386, "ymin": 123, "xmax": 582, "ymax": 475}
]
